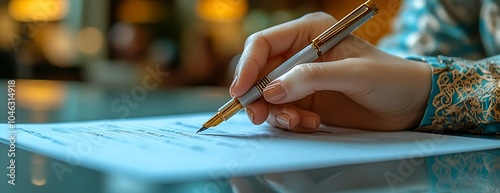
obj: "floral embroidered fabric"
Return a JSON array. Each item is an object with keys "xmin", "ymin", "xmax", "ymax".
[
  {"xmin": 411, "ymin": 56, "xmax": 500, "ymax": 134},
  {"xmin": 378, "ymin": 0, "xmax": 500, "ymax": 134}
]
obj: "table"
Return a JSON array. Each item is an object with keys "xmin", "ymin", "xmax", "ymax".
[{"xmin": 1, "ymin": 80, "xmax": 499, "ymax": 193}]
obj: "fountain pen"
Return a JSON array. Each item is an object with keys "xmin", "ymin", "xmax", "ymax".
[{"xmin": 197, "ymin": 0, "xmax": 379, "ymax": 133}]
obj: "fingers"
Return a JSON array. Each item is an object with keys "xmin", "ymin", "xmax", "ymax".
[
  {"xmin": 230, "ymin": 12, "xmax": 336, "ymax": 97},
  {"xmin": 263, "ymin": 59, "xmax": 373, "ymax": 104},
  {"xmin": 246, "ymin": 98, "xmax": 320, "ymax": 132},
  {"xmin": 245, "ymin": 97, "xmax": 269, "ymax": 125},
  {"xmin": 266, "ymin": 104, "xmax": 320, "ymax": 132}
]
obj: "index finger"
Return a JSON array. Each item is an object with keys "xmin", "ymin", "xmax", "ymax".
[{"xmin": 230, "ymin": 12, "xmax": 336, "ymax": 97}]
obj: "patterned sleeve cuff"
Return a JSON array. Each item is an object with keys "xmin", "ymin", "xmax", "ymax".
[{"xmin": 406, "ymin": 55, "xmax": 500, "ymax": 135}]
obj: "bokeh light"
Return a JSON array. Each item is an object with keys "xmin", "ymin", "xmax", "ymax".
[
  {"xmin": 39, "ymin": 25, "xmax": 76, "ymax": 67},
  {"xmin": 197, "ymin": 0, "xmax": 248, "ymax": 23},
  {"xmin": 31, "ymin": 154, "xmax": 47, "ymax": 186},
  {"xmin": 76, "ymin": 27, "xmax": 104, "ymax": 55},
  {"xmin": 8, "ymin": 0, "xmax": 69, "ymax": 22},
  {"xmin": 17, "ymin": 80, "xmax": 67, "ymax": 112}
]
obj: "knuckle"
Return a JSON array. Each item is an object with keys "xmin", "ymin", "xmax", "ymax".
[
  {"xmin": 294, "ymin": 63, "xmax": 320, "ymax": 83},
  {"xmin": 244, "ymin": 54, "xmax": 262, "ymax": 71},
  {"xmin": 245, "ymin": 30, "xmax": 267, "ymax": 47},
  {"xmin": 244, "ymin": 33, "xmax": 258, "ymax": 46},
  {"xmin": 245, "ymin": 32, "xmax": 257, "ymax": 43}
]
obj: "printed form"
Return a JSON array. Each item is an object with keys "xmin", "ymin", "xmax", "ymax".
[{"xmin": 1, "ymin": 112, "xmax": 500, "ymax": 183}]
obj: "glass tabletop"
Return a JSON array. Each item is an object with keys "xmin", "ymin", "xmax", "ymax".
[{"xmin": 1, "ymin": 79, "xmax": 499, "ymax": 193}]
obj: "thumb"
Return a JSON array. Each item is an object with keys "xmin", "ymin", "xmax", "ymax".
[{"xmin": 262, "ymin": 59, "xmax": 372, "ymax": 104}]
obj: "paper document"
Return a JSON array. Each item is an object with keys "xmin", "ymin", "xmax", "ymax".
[{"xmin": 1, "ymin": 112, "xmax": 500, "ymax": 183}]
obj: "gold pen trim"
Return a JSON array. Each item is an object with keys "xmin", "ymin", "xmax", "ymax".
[
  {"xmin": 201, "ymin": 98, "xmax": 243, "ymax": 129},
  {"xmin": 311, "ymin": 0, "xmax": 378, "ymax": 55},
  {"xmin": 253, "ymin": 76, "xmax": 271, "ymax": 94}
]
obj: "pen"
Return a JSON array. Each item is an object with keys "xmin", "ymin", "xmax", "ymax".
[{"xmin": 197, "ymin": 0, "xmax": 379, "ymax": 133}]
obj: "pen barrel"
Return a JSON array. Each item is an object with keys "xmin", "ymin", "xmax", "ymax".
[
  {"xmin": 238, "ymin": 86, "xmax": 262, "ymax": 107},
  {"xmin": 237, "ymin": 45, "xmax": 318, "ymax": 107},
  {"xmin": 237, "ymin": 0, "xmax": 378, "ymax": 108},
  {"xmin": 267, "ymin": 45, "xmax": 319, "ymax": 80},
  {"xmin": 313, "ymin": 1, "xmax": 377, "ymax": 55}
]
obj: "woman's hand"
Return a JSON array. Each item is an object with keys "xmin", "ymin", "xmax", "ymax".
[{"xmin": 230, "ymin": 12, "xmax": 432, "ymax": 132}]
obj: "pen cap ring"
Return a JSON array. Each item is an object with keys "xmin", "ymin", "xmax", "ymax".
[
  {"xmin": 311, "ymin": 0, "xmax": 378, "ymax": 52},
  {"xmin": 218, "ymin": 99, "xmax": 243, "ymax": 121},
  {"xmin": 253, "ymin": 76, "xmax": 271, "ymax": 94}
]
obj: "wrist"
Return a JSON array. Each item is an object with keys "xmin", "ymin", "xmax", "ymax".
[{"xmin": 407, "ymin": 58, "xmax": 433, "ymax": 129}]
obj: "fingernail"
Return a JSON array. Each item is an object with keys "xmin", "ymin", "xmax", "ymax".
[
  {"xmin": 230, "ymin": 75, "xmax": 238, "ymax": 96},
  {"xmin": 246, "ymin": 107, "xmax": 254, "ymax": 124},
  {"xmin": 276, "ymin": 113, "xmax": 291, "ymax": 129},
  {"xmin": 301, "ymin": 115, "xmax": 320, "ymax": 130},
  {"xmin": 264, "ymin": 81, "xmax": 286, "ymax": 102}
]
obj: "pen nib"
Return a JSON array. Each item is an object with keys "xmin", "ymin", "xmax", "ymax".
[{"xmin": 196, "ymin": 127, "xmax": 208, "ymax": 134}]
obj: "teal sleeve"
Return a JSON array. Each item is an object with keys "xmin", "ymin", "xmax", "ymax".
[
  {"xmin": 378, "ymin": 0, "xmax": 484, "ymax": 59},
  {"xmin": 408, "ymin": 55, "xmax": 500, "ymax": 135}
]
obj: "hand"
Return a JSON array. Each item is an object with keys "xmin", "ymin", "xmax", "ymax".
[{"xmin": 230, "ymin": 12, "xmax": 432, "ymax": 132}]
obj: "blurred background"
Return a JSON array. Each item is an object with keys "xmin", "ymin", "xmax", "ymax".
[
  {"xmin": 0, "ymin": 0, "xmax": 398, "ymax": 85},
  {"xmin": 0, "ymin": 0, "xmax": 400, "ymax": 124}
]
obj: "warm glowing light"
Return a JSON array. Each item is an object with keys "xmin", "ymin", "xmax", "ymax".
[
  {"xmin": 39, "ymin": 25, "xmax": 76, "ymax": 67},
  {"xmin": 17, "ymin": 80, "xmax": 66, "ymax": 112},
  {"xmin": 8, "ymin": 0, "xmax": 69, "ymax": 22},
  {"xmin": 118, "ymin": 0, "xmax": 163, "ymax": 23},
  {"xmin": 0, "ymin": 9, "xmax": 19, "ymax": 50},
  {"xmin": 76, "ymin": 27, "xmax": 104, "ymax": 55},
  {"xmin": 31, "ymin": 178, "xmax": 47, "ymax": 186},
  {"xmin": 31, "ymin": 154, "xmax": 47, "ymax": 186},
  {"xmin": 197, "ymin": 0, "xmax": 248, "ymax": 23}
]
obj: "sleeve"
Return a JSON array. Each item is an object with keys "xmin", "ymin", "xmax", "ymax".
[
  {"xmin": 377, "ymin": 0, "xmax": 484, "ymax": 59},
  {"xmin": 407, "ymin": 55, "xmax": 500, "ymax": 135}
]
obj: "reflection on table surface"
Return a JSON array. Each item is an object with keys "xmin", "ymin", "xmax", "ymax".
[
  {"xmin": 0, "ymin": 79, "xmax": 231, "ymax": 123},
  {"xmin": 1, "ymin": 79, "xmax": 499, "ymax": 193}
]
